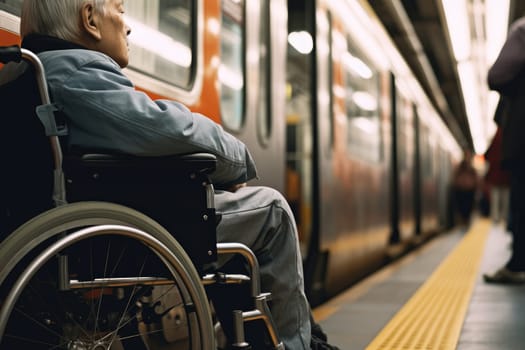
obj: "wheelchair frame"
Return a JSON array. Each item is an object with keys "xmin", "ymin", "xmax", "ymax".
[{"xmin": 0, "ymin": 46, "xmax": 283, "ymax": 350}]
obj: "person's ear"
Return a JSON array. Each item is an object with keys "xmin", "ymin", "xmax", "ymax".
[{"xmin": 80, "ymin": 3, "xmax": 102, "ymax": 41}]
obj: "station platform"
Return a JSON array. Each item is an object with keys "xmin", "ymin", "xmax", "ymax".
[{"xmin": 314, "ymin": 218, "xmax": 525, "ymax": 350}]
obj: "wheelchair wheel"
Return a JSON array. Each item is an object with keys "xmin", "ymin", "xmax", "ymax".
[{"xmin": 0, "ymin": 202, "xmax": 215, "ymax": 350}]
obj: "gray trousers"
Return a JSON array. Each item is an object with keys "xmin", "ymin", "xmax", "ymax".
[{"xmin": 215, "ymin": 186, "xmax": 311, "ymax": 350}]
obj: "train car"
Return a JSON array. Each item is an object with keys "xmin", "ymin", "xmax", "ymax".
[{"xmin": 0, "ymin": 0, "xmax": 461, "ymax": 306}]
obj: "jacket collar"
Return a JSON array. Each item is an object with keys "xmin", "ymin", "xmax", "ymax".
[{"xmin": 21, "ymin": 34, "xmax": 87, "ymax": 54}]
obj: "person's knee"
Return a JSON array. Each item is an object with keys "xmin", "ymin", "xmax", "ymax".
[{"xmin": 259, "ymin": 186, "xmax": 295, "ymax": 221}]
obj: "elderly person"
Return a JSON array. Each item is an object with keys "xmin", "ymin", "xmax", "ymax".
[{"xmin": 4, "ymin": 0, "xmax": 340, "ymax": 349}]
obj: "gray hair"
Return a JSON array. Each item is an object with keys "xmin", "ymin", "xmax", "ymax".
[{"xmin": 21, "ymin": 0, "xmax": 107, "ymax": 41}]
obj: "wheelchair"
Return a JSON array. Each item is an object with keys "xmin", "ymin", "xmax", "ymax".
[{"xmin": 0, "ymin": 46, "xmax": 283, "ymax": 349}]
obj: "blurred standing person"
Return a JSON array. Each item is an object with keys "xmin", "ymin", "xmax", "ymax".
[
  {"xmin": 484, "ymin": 126, "xmax": 510, "ymax": 224},
  {"xmin": 484, "ymin": 16, "xmax": 525, "ymax": 284},
  {"xmin": 452, "ymin": 150, "xmax": 479, "ymax": 227}
]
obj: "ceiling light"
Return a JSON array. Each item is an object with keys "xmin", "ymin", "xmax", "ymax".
[{"xmin": 441, "ymin": 0, "xmax": 471, "ymax": 62}]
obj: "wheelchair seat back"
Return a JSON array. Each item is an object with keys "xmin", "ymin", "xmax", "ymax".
[
  {"xmin": 0, "ymin": 61, "xmax": 55, "ymax": 237},
  {"xmin": 64, "ymin": 152, "xmax": 219, "ymax": 268}
]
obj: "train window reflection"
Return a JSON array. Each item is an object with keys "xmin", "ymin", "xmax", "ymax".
[
  {"xmin": 0, "ymin": 0, "xmax": 21, "ymax": 16},
  {"xmin": 220, "ymin": 0, "xmax": 245, "ymax": 132},
  {"xmin": 343, "ymin": 40, "xmax": 381, "ymax": 163},
  {"xmin": 288, "ymin": 31, "xmax": 314, "ymax": 55},
  {"xmin": 126, "ymin": 0, "xmax": 194, "ymax": 89}
]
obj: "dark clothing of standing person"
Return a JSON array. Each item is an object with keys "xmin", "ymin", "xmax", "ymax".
[
  {"xmin": 452, "ymin": 152, "xmax": 478, "ymax": 226},
  {"xmin": 484, "ymin": 16, "xmax": 525, "ymax": 283},
  {"xmin": 484, "ymin": 127, "xmax": 510, "ymax": 223}
]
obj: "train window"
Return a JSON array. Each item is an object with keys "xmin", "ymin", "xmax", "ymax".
[
  {"xmin": 257, "ymin": 0, "xmax": 271, "ymax": 144},
  {"xmin": 0, "ymin": 1, "xmax": 21, "ymax": 16},
  {"xmin": 220, "ymin": 0, "xmax": 246, "ymax": 132},
  {"xmin": 126, "ymin": 0, "xmax": 194, "ymax": 89},
  {"xmin": 327, "ymin": 14, "xmax": 334, "ymax": 151},
  {"xmin": 395, "ymin": 92, "xmax": 412, "ymax": 170},
  {"xmin": 421, "ymin": 126, "xmax": 435, "ymax": 177},
  {"xmin": 343, "ymin": 39, "xmax": 381, "ymax": 162},
  {"xmin": 318, "ymin": 10, "xmax": 334, "ymax": 152}
]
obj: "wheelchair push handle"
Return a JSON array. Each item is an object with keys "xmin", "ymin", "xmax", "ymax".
[
  {"xmin": 0, "ymin": 45, "xmax": 22, "ymax": 64},
  {"xmin": 0, "ymin": 46, "xmax": 51, "ymax": 105}
]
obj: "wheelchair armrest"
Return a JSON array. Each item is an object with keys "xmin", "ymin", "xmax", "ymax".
[{"xmin": 66, "ymin": 152, "xmax": 217, "ymax": 176}]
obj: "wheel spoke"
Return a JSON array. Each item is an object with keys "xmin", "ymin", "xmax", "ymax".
[
  {"xmin": 4, "ymin": 333, "xmax": 58, "ymax": 347},
  {"xmin": 107, "ymin": 258, "xmax": 148, "ymax": 345}
]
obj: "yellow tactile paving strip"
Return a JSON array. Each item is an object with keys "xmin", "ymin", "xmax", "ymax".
[{"xmin": 366, "ymin": 219, "xmax": 491, "ymax": 350}]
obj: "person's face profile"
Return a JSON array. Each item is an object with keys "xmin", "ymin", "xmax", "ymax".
[{"xmin": 95, "ymin": 0, "xmax": 131, "ymax": 68}]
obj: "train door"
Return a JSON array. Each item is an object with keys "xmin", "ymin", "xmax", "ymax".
[
  {"xmin": 302, "ymin": 0, "xmax": 392, "ymax": 301},
  {"xmin": 419, "ymin": 118, "xmax": 440, "ymax": 233},
  {"xmin": 218, "ymin": 0, "xmax": 288, "ymax": 192},
  {"xmin": 286, "ymin": 0, "xmax": 323, "ymax": 301},
  {"xmin": 392, "ymin": 85, "xmax": 416, "ymax": 243},
  {"xmin": 286, "ymin": 1, "xmax": 316, "ymax": 256},
  {"xmin": 437, "ymin": 146, "xmax": 451, "ymax": 228},
  {"xmin": 438, "ymin": 143, "xmax": 457, "ymax": 229},
  {"xmin": 413, "ymin": 105, "xmax": 422, "ymax": 236}
]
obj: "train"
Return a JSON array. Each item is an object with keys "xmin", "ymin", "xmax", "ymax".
[{"xmin": 0, "ymin": 0, "xmax": 462, "ymax": 305}]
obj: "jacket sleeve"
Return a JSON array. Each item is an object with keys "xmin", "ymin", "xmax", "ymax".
[
  {"xmin": 44, "ymin": 52, "xmax": 257, "ymax": 188},
  {"xmin": 488, "ymin": 19, "xmax": 525, "ymax": 94}
]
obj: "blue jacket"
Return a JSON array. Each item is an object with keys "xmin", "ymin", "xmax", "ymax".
[{"xmin": 23, "ymin": 34, "xmax": 258, "ymax": 188}]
